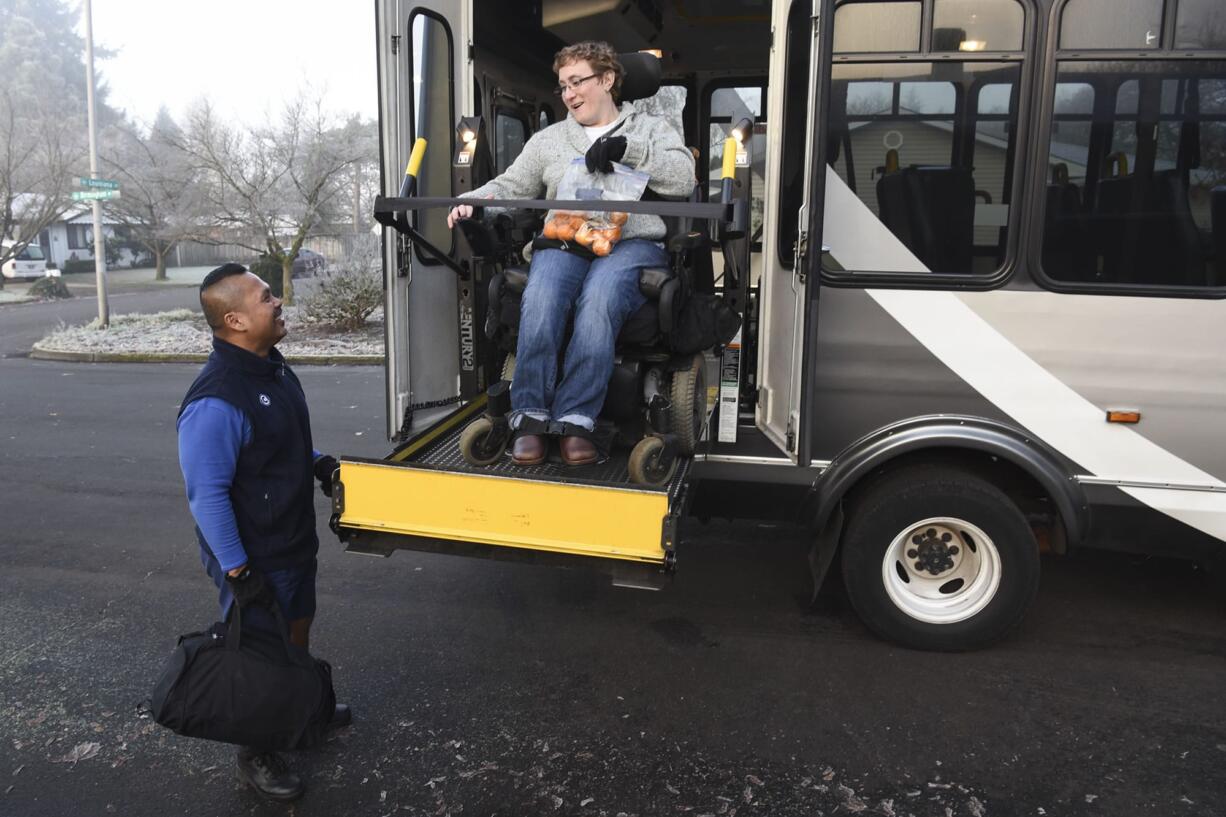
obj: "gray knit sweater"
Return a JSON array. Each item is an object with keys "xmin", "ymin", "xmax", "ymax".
[{"xmin": 461, "ymin": 101, "xmax": 696, "ymax": 241}]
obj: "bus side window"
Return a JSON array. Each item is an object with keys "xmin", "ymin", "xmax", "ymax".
[{"xmin": 1040, "ymin": 70, "xmax": 1226, "ymax": 289}]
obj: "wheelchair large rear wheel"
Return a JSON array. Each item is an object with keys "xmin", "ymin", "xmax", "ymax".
[
  {"xmin": 500, "ymin": 353, "xmax": 516, "ymax": 382},
  {"xmin": 668, "ymin": 353, "xmax": 706, "ymax": 455},
  {"xmin": 628, "ymin": 436, "xmax": 678, "ymax": 486},
  {"xmin": 459, "ymin": 416, "xmax": 509, "ymax": 466}
]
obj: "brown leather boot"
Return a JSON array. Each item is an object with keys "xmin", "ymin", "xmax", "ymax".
[
  {"xmin": 511, "ymin": 433, "xmax": 547, "ymax": 465},
  {"xmin": 559, "ymin": 435, "xmax": 598, "ymax": 466}
]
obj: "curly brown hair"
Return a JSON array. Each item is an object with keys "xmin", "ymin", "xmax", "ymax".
[{"xmin": 553, "ymin": 41, "xmax": 623, "ymax": 101}]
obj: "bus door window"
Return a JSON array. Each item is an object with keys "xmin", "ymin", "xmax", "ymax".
[
  {"xmin": 408, "ymin": 11, "xmax": 455, "ymax": 264},
  {"xmin": 821, "ymin": 0, "xmax": 1026, "ymax": 278},
  {"xmin": 707, "ymin": 84, "xmax": 767, "ymax": 287},
  {"xmin": 826, "ymin": 61, "xmax": 1022, "ymax": 275}
]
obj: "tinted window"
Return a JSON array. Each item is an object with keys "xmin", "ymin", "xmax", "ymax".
[
  {"xmin": 825, "ymin": 62, "xmax": 1023, "ymax": 275},
  {"xmin": 1060, "ymin": 0, "xmax": 1163, "ymax": 50},
  {"xmin": 1041, "ymin": 65, "xmax": 1226, "ymax": 288},
  {"xmin": 833, "ymin": 1, "xmax": 922, "ymax": 53},
  {"xmin": 932, "ymin": 0, "xmax": 1024, "ymax": 52},
  {"xmin": 1174, "ymin": 0, "xmax": 1226, "ymax": 50},
  {"xmin": 409, "ymin": 12, "xmax": 454, "ymax": 263},
  {"xmin": 494, "ymin": 111, "xmax": 527, "ymax": 175}
]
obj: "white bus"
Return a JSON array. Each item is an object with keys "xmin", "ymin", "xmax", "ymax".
[{"xmin": 333, "ymin": 0, "xmax": 1226, "ymax": 650}]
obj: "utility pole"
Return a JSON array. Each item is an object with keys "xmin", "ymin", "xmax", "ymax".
[{"xmin": 84, "ymin": 0, "xmax": 108, "ymax": 327}]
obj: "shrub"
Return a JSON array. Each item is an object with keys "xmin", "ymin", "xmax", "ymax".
[
  {"xmin": 249, "ymin": 255, "xmax": 284, "ymax": 298},
  {"xmin": 61, "ymin": 259, "xmax": 95, "ymax": 274},
  {"xmin": 29, "ymin": 276, "xmax": 72, "ymax": 300},
  {"xmin": 299, "ymin": 239, "xmax": 382, "ymax": 331}
]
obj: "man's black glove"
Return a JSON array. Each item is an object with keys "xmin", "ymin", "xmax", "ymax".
[
  {"xmin": 313, "ymin": 454, "xmax": 338, "ymax": 498},
  {"xmin": 225, "ymin": 566, "xmax": 276, "ymax": 609},
  {"xmin": 584, "ymin": 135, "xmax": 627, "ymax": 174}
]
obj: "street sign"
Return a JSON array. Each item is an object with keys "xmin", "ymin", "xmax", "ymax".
[
  {"xmin": 78, "ymin": 177, "xmax": 119, "ymax": 190},
  {"xmin": 71, "ymin": 189, "xmax": 121, "ymax": 201}
]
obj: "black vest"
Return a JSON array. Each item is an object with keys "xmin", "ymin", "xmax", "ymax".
[{"xmin": 179, "ymin": 337, "xmax": 318, "ymax": 571}]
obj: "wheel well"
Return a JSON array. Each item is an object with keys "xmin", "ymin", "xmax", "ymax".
[{"xmin": 837, "ymin": 447, "xmax": 1068, "ymax": 555}]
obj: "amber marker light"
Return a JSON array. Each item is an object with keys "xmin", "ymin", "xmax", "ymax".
[{"xmin": 1106, "ymin": 409, "xmax": 1142, "ymax": 424}]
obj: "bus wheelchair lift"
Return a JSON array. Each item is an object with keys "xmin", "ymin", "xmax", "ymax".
[{"xmin": 355, "ymin": 57, "xmax": 750, "ymax": 583}]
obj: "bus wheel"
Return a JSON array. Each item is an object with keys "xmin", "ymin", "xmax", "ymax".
[
  {"xmin": 459, "ymin": 417, "xmax": 509, "ymax": 466},
  {"xmin": 840, "ymin": 465, "xmax": 1039, "ymax": 651}
]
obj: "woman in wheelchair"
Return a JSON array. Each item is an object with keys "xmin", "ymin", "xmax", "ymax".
[{"xmin": 447, "ymin": 41, "xmax": 696, "ymax": 466}]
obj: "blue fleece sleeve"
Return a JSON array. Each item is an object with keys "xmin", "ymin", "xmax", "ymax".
[{"xmin": 177, "ymin": 398, "xmax": 251, "ymax": 572}]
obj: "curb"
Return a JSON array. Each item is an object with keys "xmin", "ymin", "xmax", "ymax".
[{"xmin": 29, "ymin": 347, "xmax": 383, "ymax": 366}]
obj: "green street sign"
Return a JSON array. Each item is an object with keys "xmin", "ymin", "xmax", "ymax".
[
  {"xmin": 72, "ymin": 189, "xmax": 121, "ymax": 201},
  {"xmin": 78, "ymin": 177, "xmax": 120, "ymax": 190}
]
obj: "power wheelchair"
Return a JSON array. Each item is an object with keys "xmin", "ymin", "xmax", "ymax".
[{"xmin": 375, "ymin": 53, "xmax": 748, "ymax": 486}]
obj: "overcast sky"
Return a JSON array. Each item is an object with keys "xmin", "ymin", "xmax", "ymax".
[{"xmin": 90, "ymin": 0, "xmax": 378, "ymax": 125}]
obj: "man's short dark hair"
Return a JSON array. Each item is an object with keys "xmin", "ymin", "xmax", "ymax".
[{"xmin": 200, "ymin": 263, "xmax": 249, "ymax": 330}]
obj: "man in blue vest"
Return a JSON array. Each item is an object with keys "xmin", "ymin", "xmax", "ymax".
[{"xmin": 177, "ymin": 262, "xmax": 349, "ymax": 802}]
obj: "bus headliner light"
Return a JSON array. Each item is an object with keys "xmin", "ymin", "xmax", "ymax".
[{"xmin": 959, "ymin": 40, "xmax": 987, "ymax": 52}]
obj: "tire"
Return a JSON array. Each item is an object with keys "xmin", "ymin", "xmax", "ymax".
[
  {"xmin": 668, "ymin": 354, "xmax": 706, "ymax": 455},
  {"xmin": 840, "ymin": 465, "xmax": 1040, "ymax": 651},
  {"xmin": 458, "ymin": 417, "xmax": 509, "ymax": 466},
  {"xmin": 628, "ymin": 436, "xmax": 677, "ymax": 486}
]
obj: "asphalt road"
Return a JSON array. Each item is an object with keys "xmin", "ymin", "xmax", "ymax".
[{"xmin": 1, "ymin": 332, "xmax": 1224, "ymax": 815}]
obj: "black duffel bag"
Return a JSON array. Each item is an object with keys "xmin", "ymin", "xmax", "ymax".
[{"xmin": 150, "ymin": 602, "xmax": 335, "ymax": 751}]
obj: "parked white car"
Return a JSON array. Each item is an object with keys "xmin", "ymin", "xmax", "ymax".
[{"xmin": 1, "ymin": 242, "xmax": 49, "ymax": 279}]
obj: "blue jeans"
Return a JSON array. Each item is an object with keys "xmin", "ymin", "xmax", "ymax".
[{"xmin": 512, "ymin": 239, "xmax": 667, "ymax": 431}]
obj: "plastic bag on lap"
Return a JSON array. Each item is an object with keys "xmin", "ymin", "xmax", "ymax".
[{"xmin": 543, "ymin": 159, "xmax": 648, "ymax": 256}]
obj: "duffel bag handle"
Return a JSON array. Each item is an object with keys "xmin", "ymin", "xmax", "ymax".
[{"xmin": 225, "ymin": 599, "xmax": 297, "ymax": 660}]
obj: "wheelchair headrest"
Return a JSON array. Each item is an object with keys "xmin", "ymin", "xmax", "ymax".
[{"xmin": 618, "ymin": 52, "xmax": 662, "ymax": 103}]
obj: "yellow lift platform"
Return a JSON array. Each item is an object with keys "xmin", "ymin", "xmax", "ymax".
[{"xmin": 330, "ymin": 400, "xmax": 690, "ymax": 588}]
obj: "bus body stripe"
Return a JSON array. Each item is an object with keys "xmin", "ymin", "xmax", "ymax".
[{"xmin": 823, "ymin": 168, "xmax": 1226, "ymax": 542}]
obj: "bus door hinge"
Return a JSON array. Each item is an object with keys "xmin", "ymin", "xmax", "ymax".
[
  {"xmin": 794, "ymin": 230, "xmax": 810, "ymax": 284},
  {"xmin": 391, "ymin": 34, "xmax": 400, "ymax": 55},
  {"xmin": 785, "ymin": 417, "xmax": 796, "ymax": 453}
]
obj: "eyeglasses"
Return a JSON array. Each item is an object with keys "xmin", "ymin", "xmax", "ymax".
[{"xmin": 553, "ymin": 73, "xmax": 602, "ymax": 96}]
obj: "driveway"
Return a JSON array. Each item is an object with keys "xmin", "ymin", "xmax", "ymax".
[{"xmin": 0, "ymin": 354, "xmax": 1224, "ymax": 816}]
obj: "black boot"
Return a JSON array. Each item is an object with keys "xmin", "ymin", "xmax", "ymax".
[
  {"xmin": 329, "ymin": 703, "xmax": 352, "ymax": 730},
  {"xmin": 236, "ymin": 748, "xmax": 305, "ymax": 802}
]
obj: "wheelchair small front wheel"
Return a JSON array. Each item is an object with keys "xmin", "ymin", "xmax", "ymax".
[
  {"xmin": 459, "ymin": 417, "xmax": 509, "ymax": 466},
  {"xmin": 628, "ymin": 436, "xmax": 677, "ymax": 486}
]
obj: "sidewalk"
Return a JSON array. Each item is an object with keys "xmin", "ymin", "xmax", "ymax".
[{"xmin": 0, "ymin": 265, "xmax": 213, "ymax": 304}]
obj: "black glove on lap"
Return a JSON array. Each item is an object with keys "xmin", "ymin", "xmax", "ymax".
[
  {"xmin": 225, "ymin": 567, "xmax": 276, "ymax": 609},
  {"xmin": 313, "ymin": 454, "xmax": 338, "ymax": 498},
  {"xmin": 584, "ymin": 135, "xmax": 627, "ymax": 174}
]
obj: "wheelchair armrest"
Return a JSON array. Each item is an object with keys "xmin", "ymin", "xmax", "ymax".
[
  {"xmin": 657, "ymin": 278, "xmax": 680, "ymax": 333},
  {"xmin": 455, "ymin": 215, "xmax": 497, "ymax": 256},
  {"xmin": 638, "ymin": 266, "xmax": 673, "ymax": 300}
]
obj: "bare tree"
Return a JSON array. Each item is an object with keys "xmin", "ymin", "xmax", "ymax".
[
  {"xmin": 99, "ymin": 109, "xmax": 213, "ymax": 280},
  {"xmin": 0, "ymin": 90, "xmax": 77, "ymax": 290},
  {"xmin": 173, "ymin": 95, "xmax": 370, "ymax": 303}
]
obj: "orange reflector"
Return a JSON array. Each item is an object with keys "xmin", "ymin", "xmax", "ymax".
[{"xmin": 1106, "ymin": 409, "xmax": 1141, "ymax": 424}]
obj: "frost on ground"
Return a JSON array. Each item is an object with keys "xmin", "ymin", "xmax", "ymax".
[{"xmin": 32, "ymin": 307, "xmax": 384, "ymax": 359}]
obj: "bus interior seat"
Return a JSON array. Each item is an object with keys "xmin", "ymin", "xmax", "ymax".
[
  {"xmin": 876, "ymin": 162, "xmax": 975, "ymax": 273},
  {"xmin": 1091, "ymin": 159, "xmax": 1206, "ymax": 286},
  {"xmin": 1042, "ymin": 163, "xmax": 1092, "ymax": 281}
]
